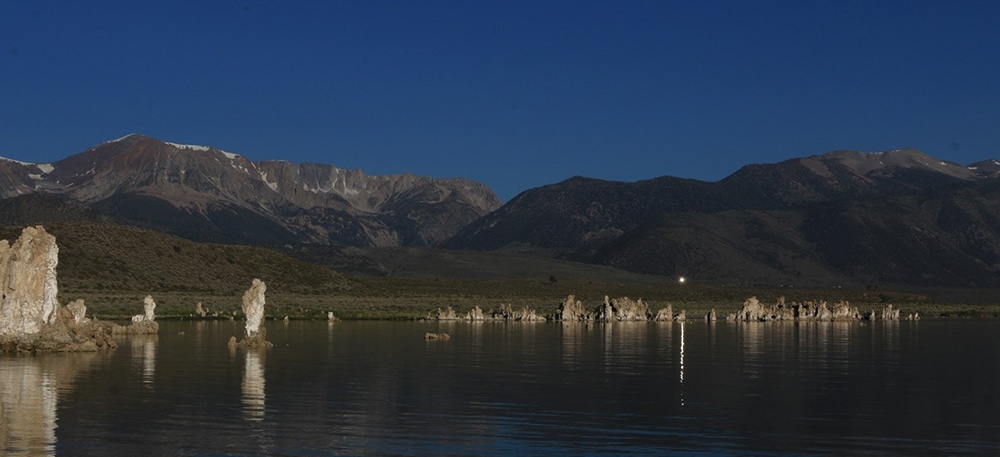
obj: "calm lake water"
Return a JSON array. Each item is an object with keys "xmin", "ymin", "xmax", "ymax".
[{"xmin": 2, "ymin": 319, "xmax": 998, "ymax": 456}]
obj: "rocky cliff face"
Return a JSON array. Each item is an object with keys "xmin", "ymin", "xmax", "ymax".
[{"xmin": 0, "ymin": 134, "xmax": 501, "ymax": 248}]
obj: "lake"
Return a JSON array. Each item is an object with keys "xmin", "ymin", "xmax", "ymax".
[{"xmin": 2, "ymin": 319, "xmax": 998, "ymax": 456}]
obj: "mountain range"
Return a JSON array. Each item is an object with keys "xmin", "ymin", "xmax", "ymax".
[
  {"xmin": 3, "ymin": 135, "xmax": 1000, "ymax": 288},
  {"xmin": 445, "ymin": 148, "xmax": 1000, "ymax": 288},
  {"xmin": 0, "ymin": 134, "xmax": 499, "ymax": 247}
]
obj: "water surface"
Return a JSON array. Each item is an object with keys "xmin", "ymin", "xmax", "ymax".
[{"xmin": 2, "ymin": 320, "xmax": 998, "ymax": 456}]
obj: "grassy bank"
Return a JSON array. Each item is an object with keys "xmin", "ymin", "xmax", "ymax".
[
  {"xmin": 61, "ymin": 277, "xmax": 1000, "ymax": 321},
  {"xmin": 4, "ymin": 221, "xmax": 990, "ymax": 321}
]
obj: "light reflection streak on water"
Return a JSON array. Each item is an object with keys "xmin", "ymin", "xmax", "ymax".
[
  {"xmin": 679, "ymin": 321, "xmax": 685, "ymax": 407},
  {"xmin": 242, "ymin": 350, "xmax": 266, "ymax": 421},
  {"xmin": 40, "ymin": 371, "xmax": 57, "ymax": 455},
  {"xmin": 130, "ymin": 335, "xmax": 156, "ymax": 387},
  {"xmin": 0, "ymin": 353, "xmax": 101, "ymax": 457},
  {"xmin": 0, "ymin": 358, "xmax": 56, "ymax": 456}
]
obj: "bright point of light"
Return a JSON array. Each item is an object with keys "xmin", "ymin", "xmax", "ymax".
[{"xmin": 678, "ymin": 276, "xmax": 686, "ymax": 284}]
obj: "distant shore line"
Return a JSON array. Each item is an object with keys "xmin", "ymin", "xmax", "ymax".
[{"xmin": 85, "ymin": 296, "xmax": 998, "ymax": 322}]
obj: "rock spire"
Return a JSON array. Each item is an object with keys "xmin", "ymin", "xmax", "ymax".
[
  {"xmin": 0, "ymin": 226, "xmax": 116, "ymax": 352},
  {"xmin": 236, "ymin": 279, "xmax": 271, "ymax": 349},
  {"xmin": 0, "ymin": 226, "xmax": 59, "ymax": 337}
]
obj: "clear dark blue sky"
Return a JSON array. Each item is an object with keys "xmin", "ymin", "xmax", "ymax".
[{"xmin": 2, "ymin": 1, "xmax": 999, "ymax": 201}]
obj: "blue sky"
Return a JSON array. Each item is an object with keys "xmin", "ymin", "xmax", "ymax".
[{"xmin": 2, "ymin": 1, "xmax": 999, "ymax": 201}]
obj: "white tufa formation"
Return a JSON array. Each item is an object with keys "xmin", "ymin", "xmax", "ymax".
[
  {"xmin": 66, "ymin": 299, "xmax": 88, "ymax": 325},
  {"xmin": 132, "ymin": 295, "xmax": 156, "ymax": 323},
  {"xmin": 143, "ymin": 295, "xmax": 156, "ymax": 321},
  {"xmin": 242, "ymin": 279, "xmax": 267, "ymax": 336},
  {"xmin": 0, "ymin": 226, "xmax": 60, "ymax": 336}
]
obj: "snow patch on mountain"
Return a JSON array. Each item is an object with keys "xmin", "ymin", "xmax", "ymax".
[
  {"xmin": 166, "ymin": 142, "xmax": 210, "ymax": 152},
  {"xmin": 260, "ymin": 171, "xmax": 279, "ymax": 191},
  {"xmin": 0, "ymin": 157, "xmax": 56, "ymax": 176},
  {"xmin": 0, "ymin": 156, "xmax": 34, "ymax": 166},
  {"xmin": 107, "ymin": 133, "xmax": 139, "ymax": 143}
]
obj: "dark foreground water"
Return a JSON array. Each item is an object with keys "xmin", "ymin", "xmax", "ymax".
[{"xmin": 2, "ymin": 319, "xmax": 998, "ymax": 456}]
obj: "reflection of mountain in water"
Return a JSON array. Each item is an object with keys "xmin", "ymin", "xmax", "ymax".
[{"xmin": 0, "ymin": 353, "xmax": 103, "ymax": 456}]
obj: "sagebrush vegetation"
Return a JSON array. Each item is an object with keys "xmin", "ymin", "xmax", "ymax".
[{"xmin": 1, "ymin": 222, "xmax": 996, "ymax": 320}]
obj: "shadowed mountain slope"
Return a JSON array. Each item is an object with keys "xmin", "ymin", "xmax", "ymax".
[{"xmin": 447, "ymin": 149, "xmax": 1000, "ymax": 288}]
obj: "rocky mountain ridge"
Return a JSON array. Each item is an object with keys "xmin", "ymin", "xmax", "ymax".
[
  {"xmin": 5, "ymin": 137, "xmax": 1000, "ymax": 289},
  {"xmin": 446, "ymin": 148, "xmax": 1000, "ymax": 288},
  {"xmin": 0, "ymin": 134, "xmax": 500, "ymax": 247}
]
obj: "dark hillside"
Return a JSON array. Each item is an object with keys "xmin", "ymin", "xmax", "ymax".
[
  {"xmin": 444, "ymin": 175, "xmax": 726, "ymax": 260},
  {"xmin": 447, "ymin": 149, "xmax": 1000, "ymax": 288},
  {"xmin": 0, "ymin": 193, "xmax": 104, "ymax": 226},
  {"xmin": 0, "ymin": 221, "xmax": 352, "ymax": 295}
]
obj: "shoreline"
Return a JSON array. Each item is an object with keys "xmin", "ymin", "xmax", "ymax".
[
  {"xmin": 58, "ymin": 277, "xmax": 1000, "ymax": 322},
  {"xmin": 83, "ymin": 301, "xmax": 999, "ymax": 322}
]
